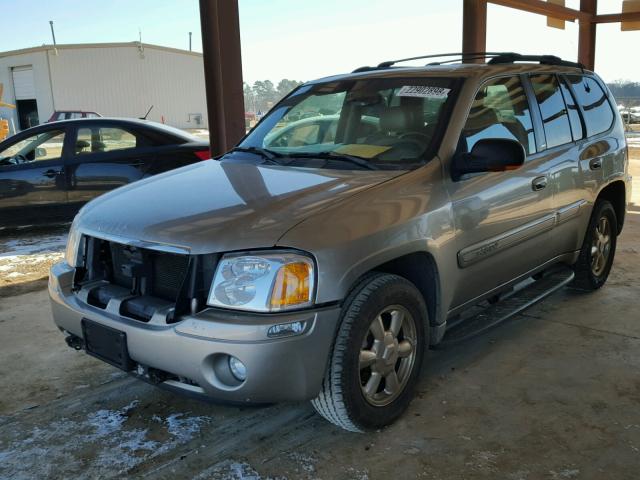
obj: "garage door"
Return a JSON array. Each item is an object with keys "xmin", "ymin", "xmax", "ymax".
[{"xmin": 12, "ymin": 66, "xmax": 36, "ymax": 100}]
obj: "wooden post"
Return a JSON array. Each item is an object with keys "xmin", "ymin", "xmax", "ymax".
[
  {"xmin": 578, "ymin": 0, "xmax": 597, "ymax": 70},
  {"xmin": 462, "ymin": 0, "xmax": 488, "ymax": 63},
  {"xmin": 199, "ymin": 0, "xmax": 246, "ymax": 156}
]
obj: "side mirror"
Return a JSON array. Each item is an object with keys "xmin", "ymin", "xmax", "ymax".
[
  {"xmin": 35, "ymin": 147, "xmax": 47, "ymax": 158},
  {"xmin": 452, "ymin": 138, "xmax": 525, "ymax": 181}
]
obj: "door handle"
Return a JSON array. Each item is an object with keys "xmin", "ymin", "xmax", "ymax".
[
  {"xmin": 42, "ymin": 169, "xmax": 62, "ymax": 178},
  {"xmin": 589, "ymin": 158, "xmax": 602, "ymax": 170},
  {"xmin": 532, "ymin": 176, "xmax": 548, "ymax": 191}
]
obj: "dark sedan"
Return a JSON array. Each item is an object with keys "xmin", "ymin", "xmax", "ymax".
[{"xmin": 0, "ymin": 118, "xmax": 210, "ymax": 228}]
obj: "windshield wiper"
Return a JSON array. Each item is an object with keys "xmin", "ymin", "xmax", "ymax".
[
  {"xmin": 228, "ymin": 146, "xmax": 285, "ymax": 164},
  {"xmin": 283, "ymin": 151, "xmax": 380, "ymax": 170}
]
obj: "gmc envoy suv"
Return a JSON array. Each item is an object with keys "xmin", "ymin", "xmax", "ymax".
[{"xmin": 50, "ymin": 53, "xmax": 631, "ymax": 432}]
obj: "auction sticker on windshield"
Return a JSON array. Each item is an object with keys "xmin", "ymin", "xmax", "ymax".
[{"xmin": 397, "ymin": 86, "xmax": 450, "ymax": 98}]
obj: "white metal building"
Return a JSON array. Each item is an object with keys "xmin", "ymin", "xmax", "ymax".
[{"xmin": 0, "ymin": 42, "xmax": 207, "ymax": 133}]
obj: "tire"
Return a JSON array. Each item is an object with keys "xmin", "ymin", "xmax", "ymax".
[
  {"xmin": 311, "ymin": 273, "xmax": 428, "ymax": 432},
  {"xmin": 571, "ymin": 200, "xmax": 617, "ymax": 291}
]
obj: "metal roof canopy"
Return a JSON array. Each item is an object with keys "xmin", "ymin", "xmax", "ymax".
[{"xmin": 199, "ymin": 0, "xmax": 640, "ymax": 155}]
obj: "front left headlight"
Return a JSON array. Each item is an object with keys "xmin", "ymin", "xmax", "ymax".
[
  {"xmin": 65, "ymin": 217, "xmax": 84, "ymax": 267},
  {"xmin": 207, "ymin": 251, "xmax": 315, "ymax": 312}
]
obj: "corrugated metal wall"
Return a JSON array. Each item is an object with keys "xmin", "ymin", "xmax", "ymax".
[{"xmin": 48, "ymin": 45, "xmax": 208, "ymax": 129}]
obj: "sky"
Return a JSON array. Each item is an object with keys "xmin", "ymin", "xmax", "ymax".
[{"xmin": 1, "ymin": 0, "xmax": 639, "ymax": 84}]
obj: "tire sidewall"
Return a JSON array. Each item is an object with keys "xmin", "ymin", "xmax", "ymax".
[{"xmin": 340, "ymin": 277, "xmax": 427, "ymax": 430}]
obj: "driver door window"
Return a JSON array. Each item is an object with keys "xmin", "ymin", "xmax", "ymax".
[
  {"xmin": 0, "ymin": 130, "xmax": 66, "ymax": 166},
  {"xmin": 461, "ymin": 76, "xmax": 536, "ymax": 155}
]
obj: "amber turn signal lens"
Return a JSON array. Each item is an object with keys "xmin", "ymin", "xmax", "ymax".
[{"xmin": 270, "ymin": 262, "xmax": 312, "ymax": 308}]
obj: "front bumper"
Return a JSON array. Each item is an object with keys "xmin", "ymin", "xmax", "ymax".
[{"xmin": 49, "ymin": 261, "xmax": 341, "ymax": 403}]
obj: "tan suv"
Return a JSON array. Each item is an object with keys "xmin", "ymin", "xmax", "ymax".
[{"xmin": 50, "ymin": 53, "xmax": 631, "ymax": 432}]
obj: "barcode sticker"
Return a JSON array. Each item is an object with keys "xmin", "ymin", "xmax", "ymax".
[{"xmin": 397, "ymin": 86, "xmax": 451, "ymax": 98}]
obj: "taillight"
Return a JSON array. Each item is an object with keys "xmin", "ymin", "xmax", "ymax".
[{"xmin": 194, "ymin": 150, "xmax": 211, "ymax": 160}]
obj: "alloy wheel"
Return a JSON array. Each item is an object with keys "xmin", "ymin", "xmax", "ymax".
[
  {"xmin": 358, "ymin": 305, "xmax": 417, "ymax": 407},
  {"xmin": 591, "ymin": 215, "xmax": 612, "ymax": 277}
]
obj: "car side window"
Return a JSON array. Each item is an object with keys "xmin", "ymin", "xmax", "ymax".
[
  {"xmin": 0, "ymin": 130, "xmax": 66, "ymax": 166},
  {"xmin": 559, "ymin": 77, "xmax": 584, "ymax": 141},
  {"xmin": 530, "ymin": 74, "xmax": 573, "ymax": 149},
  {"xmin": 75, "ymin": 127, "xmax": 137, "ymax": 155},
  {"xmin": 461, "ymin": 76, "xmax": 536, "ymax": 155},
  {"xmin": 566, "ymin": 75, "xmax": 614, "ymax": 137}
]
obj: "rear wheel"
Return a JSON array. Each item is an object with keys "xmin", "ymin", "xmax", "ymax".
[
  {"xmin": 311, "ymin": 273, "xmax": 427, "ymax": 432},
  {"xmin": 571, "ymin": 200, "xmax": 617, "ymax": 291}
]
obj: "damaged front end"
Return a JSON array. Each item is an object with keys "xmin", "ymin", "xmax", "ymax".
[{"xmin": 70, "ymin": 234, "xmax": 219, "ymax": 324}]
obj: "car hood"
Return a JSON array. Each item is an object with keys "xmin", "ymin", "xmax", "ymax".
[{"xmin": 76, "ymin": 160, "xmax": 402, "ymax": 254}]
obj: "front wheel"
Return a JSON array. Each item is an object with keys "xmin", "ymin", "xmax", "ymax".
[
  {"xmin": 311, "ymin": 273, "xmax": 428, "ymax": 432},
  {"xmin": 571, "ymin": 200, "xmax": 618, "ymax": 290}
]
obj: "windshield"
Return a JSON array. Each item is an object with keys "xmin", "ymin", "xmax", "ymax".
[{"xmin": 238, "ymin": 77, "xmax": 455, "ymax": 170}]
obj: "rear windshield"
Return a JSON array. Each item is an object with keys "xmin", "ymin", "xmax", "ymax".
[{"xmin": 239, "ymin": 77, "xmax": 456, "ymax": 170}]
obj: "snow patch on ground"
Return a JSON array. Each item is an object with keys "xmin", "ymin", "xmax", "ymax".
[
  {"xmin": 0, "ymin": 231, "xmax": 68, "ymax": 288},
  {"xmin": 166, "ymin": 412, "xmax": 207, "ymax": 442},
  {"xmin": 0, "ymin": 401, "xmax": 209, "ymax": 479},
  {"xmin": 345, "ymin": 467, "xmax": 370, "ymax": 480},
  {"xmin": 193, "ymin": 460, "xmax": 286, "ymax": 480},
  {"xmin": 550, "ymin": 468, "xmax": 581, "ymax": 479},
  {"xmin": 0, "ymin": 233, "xmax": 68, "ymax": 258},
  {"xmin": 287, "ymin": 452, "xmax": 317, "ymax": 474},
  {"xmin": 87, "ymin": 400, "xmax": 139, "ymax": 436}
]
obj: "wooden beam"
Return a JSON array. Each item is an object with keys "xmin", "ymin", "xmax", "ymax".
[
  {"xmin": 488, "ymin": 0, "xmax": 590, "ymax": 22},
  {"xmin": 199, "ymin": 0, "xmax": 246, "ymax": 156},
  {"xmin": 547, "ymin": 0, "xmax": 566, "ymax": 29},
  {"xmin": 462, "ymin": 0, "xmax": 487, "ymax": 63},
  {"xmin": 578, "ymin": 0, "xmax": 597, "ymax": 71},
  {"xmin": 593, "ymin": 11, "xmax": 640, "ymax": 23}
]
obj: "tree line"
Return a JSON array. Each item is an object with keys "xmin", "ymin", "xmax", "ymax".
[
  {"xmin": 243, "ymin": 79, "xmax": 303, "ymax": 114},
  {"xmin": 607, "ymin": 81, "xmax": 640, "ymax": 105}
]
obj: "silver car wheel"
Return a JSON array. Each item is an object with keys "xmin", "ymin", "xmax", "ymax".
[
  {"xmin": 590, "ymin": 215, "xmax": 612, "ymax": 277},
  {"xmin": 359, "ymin": 305, "xmax": 417, "ymax": 407}
]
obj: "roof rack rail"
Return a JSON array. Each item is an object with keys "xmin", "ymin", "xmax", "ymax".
[
  {"xmin": 352, "ymin": 52, "xmax": 585, "ymax": 73},
  {"xmin": 352, "ymin": 52, "xmax": 508, "ymax": 73},
  {"xmin": 487, "ymin": 53, "xmax": 585, "ymax": 70}
]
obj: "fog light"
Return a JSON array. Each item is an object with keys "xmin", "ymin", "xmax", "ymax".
[
  {"xmin": 267, "ymin": 321, "xmax": 306, "ymax": 338},
  {"xmin": 228, "ymin": 356, "xmax": 247, "ymax": 381}
]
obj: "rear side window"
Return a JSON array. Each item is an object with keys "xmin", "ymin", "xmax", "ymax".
[
  {"xmin": 530, "ymin": 74, "xmax": 573, "ymax": 149},
  {"xmin": 566, "ymin": 75, "xmax": 614, "ymax": 137},
  {"xmin": 559, "ymin": 78, "xmax": 584, "ymax": 141},
  {"xmin": 76, "ymin": 127, "xmax": 138, "ymax": 155},
  {"xmin": 462, "ymin": 76, "xmax": 536, "ymax": 155}
]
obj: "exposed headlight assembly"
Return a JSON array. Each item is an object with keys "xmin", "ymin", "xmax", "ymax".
[
  {"xmin": 207, "ymin": 251, "xmax": 315, "ymax": 312},
  {"xmin": 65, "ymin": 218, "xmax": 85, "ymax": 267}
]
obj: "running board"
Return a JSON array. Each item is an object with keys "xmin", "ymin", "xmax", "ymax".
[{"xmin": 439, "ymin": 267, "xmax": 575, "ymax": 347}]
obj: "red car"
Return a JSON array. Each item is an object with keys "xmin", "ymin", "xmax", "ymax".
[{"xmin": 47, "ymin": 110, "xmax": 102, "ymax": 122}]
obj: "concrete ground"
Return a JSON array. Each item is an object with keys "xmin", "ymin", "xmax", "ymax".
[{"xmin": 0, "ymin": 153, "xmax": 639, "ymax": 479}]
